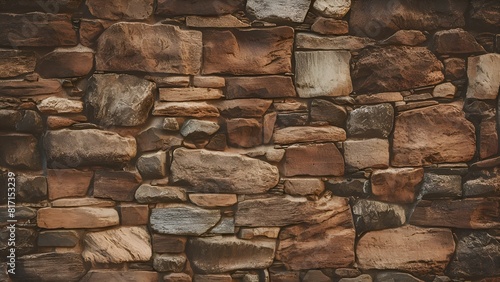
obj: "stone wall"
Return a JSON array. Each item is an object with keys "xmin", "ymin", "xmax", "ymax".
[{"xmin": 0, "ymin": 0, "xmax": 499, "ymax": 281}]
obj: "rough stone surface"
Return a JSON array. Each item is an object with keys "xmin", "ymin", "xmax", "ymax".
[
  {"xmin": 352, "ymin": 199, "xmax": 406, "ymax": 233},
  {"xmin": 47, "ymin": 169, "xmax": 93, "ymax": 200},
  {"xmin": 37, "ymin": 207, "xmax": 119, "ymax": 229},
  {"xmin": 447, "ymin": 230, "xmax": 500, "ymax": 278},
  {"xmin": 171, "ymin": 148, "xmax": 279, "ymax": 194},
  {"xmin": 0, "ymin": 0, "xmax": 83, "ymax": 12},
  {"xmin": 392, "ymin": 105, "xmax": 476, "ymax": 166},
  {"xmin": 153, "ymin": 253, "xmax": 186, "ymax": 272},
  {"xmin": 0, "ymin": 13, "xmax": 77, "ymax": 47},
  {"xmin": 215, "ymin": 99, "xmax": 272, "ymax": 118},
  {"xmin": 153, "ymin": 234, "xmax": 186, "ymax": 253},
  {"xmin": 464, "ymin": 168, "xmax": 500, "ymax": 197},
  {"xmin": 350, "ymin": 0, "xmax": 467, "ymax": 39},
  {"xmin": 186, "ymin": 15, "xmax": 250, "ymax": 28},
  {"xmin": 344, "ymin": 139, "xmax": 389, "ymax": 170},
  {"xmin": 246, "ymin": 0, "xmax": 311, "ymax": 23},
  {"xmin": 421, "ymin": 173, "xmax": 462, "ymax": 199},
  {"xmin": 303, "ymin": 270, "xmax": 331, "ymax": 282},
  {"xmin": 83, "ymin": 226, "xmax": 152, "ymax": 263},
  {"xmin": 310, "ymin": 99, "xmax": 347, "ymax": 127},
  {"xmin": 0, "ymin": 133, "xmax": 41, "ymax": 170},
  {"xmin": 432, "ymin": 82, "xmax": 456, "ymax": 99},
  {"xmin": 469, "ymin": 0, "xmax": 500, "ymax": 32},
  {"xmin": 225, "ymin": 76, "xmax": 296, "ymax": 99},
  {"xmin": 371, "ymin": 168, "xmax": 424, "ymax": 204},
  {"xmin": 189, "ymin": 194, "xmax": 237, "ymax": 207},
  {"xmin": 466, "ymin": 53, "xmax": 500, "ymax": 100},
  {"xmin": 357, "ymin": 226, "xmax": 455, "ymax": 275},
  {"xmin": 37, "ymin": 97, "xmax": 83, "ymax": 114},
  {"xmin": 313, "ymin": 0, "xmax": 350, "ymax": 18},
  {"xmin": 160, "ymin": 88, "xmax": 223, "ymax": 102},
  {"xmin": 136, "ymin": 127, "xmax": 183, "ymax": 152},
  {"xmin": 352, "ymin": 46, "xmax": 444, "ymax": 93},
  {"xmin": 44, "ymin": 129, "xmax": 136, "ymax": 167},
  {"xmin": 0, "ymin": 109, "xmax": 42, "ymax": 134},
  {"xmin": 355, "ymin": 92, "xmax": 403, "ymax": 105},
  {"xmin": 203, "ymin": 27, "xmax": 293, "ymax": 75},
  {"xmin": 296, "ymin": 33, "xmax": 374, "ymax": 51},
  {"xmin": 38, "ymin": 230, "xmax": 79, "ymax": 247},
  {"xmin": 311, "ymin": 18, "xmax": 349, "ymax": 35},
  {"xmin": 93, "ymin": 170, "xmax": 141, "ymax": 202},
  {"xmin": 236, "ymin": 194, "xmax": 349, "ymax": 227},
  {"xmin": 281, "ymin": 143, "xmax": 344, "ymax": 177},
  {"xmin": 136, "ymin": 151, "xmax": 167, "ymax": 179},
  {"xmin": 273, "ymin": 126, "xmax": 346, "ymax": 145},
  {"xmin": 276, "ymin": 199, "xmax": 355, "ymax": 270},
  {"xmin": 283, "ymin": 178, "xmax": 325, "ymax": 196},
  {"xmin": 410, "ymin": 199, "xmax": 500, "ymax": 229},
  {"xmin": 380, "ymin": 30, "xmax": 427, "ymax": 46},
  {"xmin": 479, "ymin": 117, "xmax": 498, "ymax": 159},
  {"xmin": 239, "ymin": 227, "xmax": 280, "ymax": 240},
  {"xmin": 156, "ymin": 0, "xmax": 244, "ymax": 16},
  {"xmin": 444, "ymin": 58, "xmax": 466, "ymax": 80},
  {"xmin": 326, "ymin": 178, "xmax": 370, "ymax": 197},
  {"xmin": 295, "ymin": 51, "xmax": 352, "ymax": 97},
  {"xmin": 37, "ymin": 45, "xmax": 94, "ymax": 78},
  {"xmin": 226, "ymin": 118, "xmax": 262, "ymax": 148},
  {"xmin": 81, "ymin": 271, "xmax": 158, "ymax": 282},
  {"xmin": 347, "ymin": 104, "xmax": 393, "ymax": 138},
  {"xmin": 187, "ymin": 236, "xmax": 276, "ymax": 273},
  {"xmin": 0, "ymin": 49, "xmax": 36, "ymax": 78},
  {"xmin": 0, "ymin": 79, "xmax": 64, "ymax": 97},
  {"xmin": 433, "ymin": 28, "xmax": 485, "ymax": 54},
  {"xmin": 16, "ymin": 174, "xmax": 47, "ymax": 203},
  {"xmin": 96, "ymin": 23, "xmax": 202, "ymax": 74},
  {"xmin": 16, "ymin": 252, "xmax": 87, "ymax": 282},
  {"xmin": 135, "ymin": 184, "xmax": 187, "ymax": 203},
  {"xmin": 153, "ymin": 102, "xmax": 220, "ymax": 117},
  {"xmin": 86, "ymin": 74, "xmax": 155, "ymax": 127},
  {"xmin": 86, "ymin": 0, "xmax": 154, "ymax": 20},
  {"xmin": 120, "ymin": 204, "xmax": 149, "ymax": 225},
  {"xmin": 150, "ymin": 205, "xmax": 221, "ymax": 235},
  {"xmin": 181, "ymin": 119, "xmax": 220, "ymax": 138}
]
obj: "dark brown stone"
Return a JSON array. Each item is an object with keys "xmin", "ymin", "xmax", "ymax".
[
  {"xmin": 136, "ymin": 127, "xmax": 183, "ymax": 153},
  {"xmin": 0, "ymin": 13, "xmax": 77, "ymax": 47},
  {"xmin": 350, "ymin": 0, "xmax": 467, "ymax": 39},
  {"xmin": 0, "ymin": 109, "xmax": 42, "ymax": 134},
  {"xmin": 225, "ymin": 76, "xmax": 296, "ymax": 99},
  {"xmin": 79, "ymin": 19, "xmax": 113, "ymax": 47},
  {"xmin": 310, "ymin": 99, "xmax": 347, "ymax": 127},
  {"xmin": 153, "ymin": 234, "xmax": 187, "ymax": 253},
  {"xmin": 0, "ymin": 0, "xmax": 82, "ymax": 12},
  {"xmin": 479, "ymin": 117, "xmax": 498, "ymax": 159},
  {"xmin": 0, "ymin": 133, "xmax": 41, "ymax": 170},
  {"xmin": 276, "ymin": 113, "xmax": 308, "ymax": 127},
  {"xmin": 0, "ymin": 227, "xmax": 36, "ymax": 255},
  {"xmin": 156, "ymin": 0, "xmax": 244, "ymax": 16},
  {"xmin": 0, "ymin": 49, "xmax": 36, "ymax": 78},
  {"xmin": 38, "ymin": 230, "xmax": 79, "ymax": 247},
  {"xmin": 433, "ymin": 28, "xmax": 485, "ymax": 54},
  {"xmin": 226, "ymin": 118, "xmax": 262, "ymax": 148},
  {"xmin": 36, "ymin": 46, "xmax": 94, "ymax": 78},
  {"xmin": 203, "ymin": 27, "xmax": 293, "ymax": 75},
  {"xmin": 93, "ymin": 170, "xmax": 141, "ymax": 202},
  {"xmin": 444, "ymin": 58, "xmax": 466, "ymax": 80},
  {"xmin": 81, "ymin": 271, "xmax": 158, "ymax": 282},
  {"xmin": 468, "ymin": 0, "xmax": 500, "ymax": 32},
  {"xmin": 371, "ymin": 168, "xmax": 424, "ymax": 204},
  {"xmin": 120, "ymin": 204, "xmax": 149, "ymax": 225},
  {"xmin": 0, "ymin": 79, "xmax": 64, "ymax": 97},
  {"xmin": 16, "ymin": 174, "xmax": 47, "ymax": 203},
  {"xmin": 17, "ymin": 252, "xmax": 87, "ymax": 282},
  {"xmin": 47, "ymin": 169, "xmax": 93, "ymax": 200},
  {"xmin": 352, "ymin": 46, "xmax": 444, "ymax": 93},
  {"xmin": 410, "ymin": 199, "xmax": 500, "ymax": 229},
  {"xmin": 281, "ymin": 143, "xmax": 344, "ymax": 177},
  {"xmin": 86, "ymin": 0, "xmax": 154, "ymax": 20},
  {"xmin": 379, "ymin": 30, "xmax": 427, "ymax": 46}
]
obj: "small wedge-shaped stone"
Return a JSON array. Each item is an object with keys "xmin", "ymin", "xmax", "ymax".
[
  {"xmin": 37, "ymin": 207, "xmax": 119, "ymax": 229},
  {"xmin": 171, "ymin": 148, "xmax": 279, "ymax": 194},
  {"xmin": 273, "ymin": 126, "xmax": 346, "ymax": 145},
  {"xmin": 150, "ymin": 204, "xmax": 221, "ymax": 235}
]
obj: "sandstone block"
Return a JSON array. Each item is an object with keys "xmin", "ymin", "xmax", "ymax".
[
  {"xmin": 371, "ymin": 168, "xmax": 424, "ymax": 204},
  {"xmin": 0, "ymin": 49, "xmax": 36, "ymax": 78},
  {"xmin": 246, "ymin": 0, "xmax": 311, "ymax": 23},
  {"xmin": 86, "ymin": 0, "xmax": 154, "ymax": 20},
  {"xmin": 225, "ymin": 76, "xmax": 296, "ymax": 99},
  {"xmin": 150, "ymin": 205, "xmax": 221, "ymax": 235},
  {"xmin": 281, "ymin": 143, "xmax": 344, "ymax": 177},
  {"xmin": 37, "ymin": 207, "xmax": 119, "ymax": 229},
  {"xmin": 47, "ymin": 169, "xmax": 93, "ymax": 200},
  {"xmin": 466, "ymin": 53, "xmax": 500, "ymax": 100},
  {"xmin": 273, "ymin": 126, "xmax": 346, "ymax": 145},
  {"xmin": 344, "ymin": 139, "xmax": 389, "ymax": 170}
]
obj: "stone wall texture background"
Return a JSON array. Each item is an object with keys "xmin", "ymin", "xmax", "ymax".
[{"xmin": 0, "ymin": 0, "xmax": 499, "ymax": 281}]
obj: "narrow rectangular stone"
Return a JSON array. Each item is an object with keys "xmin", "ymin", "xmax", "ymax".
[
  {"xmin": 159, "ymin": 88, "xmax": 223, "ymax": 102},
  {"xmin": 37, "ymin": 207, "xmax": 119, "ymax": 229},
  {"xmin": 153, "ymin": 102, "xmax": 220, "ymax": 117}
]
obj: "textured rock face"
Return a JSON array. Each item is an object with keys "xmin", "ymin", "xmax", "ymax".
[
  {"xmin": 352, "ymin": 200, "xmax": 406, "ymax": 233},
  {"xmin": 347, "ymin": 104, "xmax": 393, "ymax": 138},
  {"xmin": 36, "ymin": 46, "xmax": 94, "ymax": 78},
  {"xmin": 313, "ymin": 0, "xmax": 351, "ymax": 18},
  {"xmin": 86, "ymin": 0, "xmax": 154, "ymax": 20},
  {"xmin": 86, "ymin": 74, "xmax": 155, "ymax": 127},
  {"xmin": 187, "ymin": 236, "xmax": 276, "ymax": 273},
  {"xmin": 296, "ymin": 33, "xmax": 375, "ymax": 51},
  {"xmin": 0, "ymin": 49, "xmax": 36, "ymax": 78},
  {"xmin": 246, "ymin": 0, "xmax": 311, "ymax": 23},
  {"xmin": 37, "ymin": 207, "xmax": 119, "ymax": 229},
  {"xmin": 357, "ymin": 226, "xmax": 455, "ymax": 274},
  {"xmin": 83, "ymin": 226, "xmax": 152, "ymax": 263},
  {"xmin": 171, "ymin": 148, "xmax": 279, "ymax": 194},
  {"xmin": 16, "ymin": 252, "xmax": 87, "ymax": 282},
  {"xmin": 466, "ymin": 53, "xmax": 500, "ymax": 100},
  {"xmin": 135, "ymin": 184, "xmax": 187, "ymax": 203},
  {"xmin": 273, "ymin": 126, "xmax": 346, "ymax": 145},
  {"xmin": 344, "ymin": 139, "xmax": 389, "ymax": 170},
  {"xmin": 81, "ymin": 271, "xmax": 158, "ymax": 282},
  {"xmin": 37, "ymin": 97, "xmax": 83, "ymax": 114},
  {"xmin": 156, "ymin": 0, "xmax": 244, "ymax": 16},
  {"xmin": 150, "ymin": 205, "xmax": 221, "ymax": 235},
  {"xmin": 281, "ymin": 143, "xmax": 345, "ymax": 177},
  {"xmin": 93, "ymin": 170, "xmax": 141, "ymax": 201},
  {"xmin": 295, "ymin": 51, "xmax": 352, "ymax": 97},
  {"xmin": 202, "ymin": 27, "xmax": 293, "ymax": 75},
  {"xmin": 350, "ymin": 0, "xmax": 467, "ymax": 39},
  {"xmin": 469, "ymin": 0, "xmax": 500, "ymax": 32},
  {"xmin": 47, "ymin": 169, "xmax": 93, "ymax": 200},
  {"xmin": 392, "ymin": 105, "xmax": 476, "ymax": 166},
  {"xmin": 371, "ymin": 168, "xmax": 424, "ymax": 204},
  {"xmin": 225, "ymin": 76, "xmax": 296, "ymax": 99},
  {"xmin": 277, "ymin": 200, "xmax": 355, "ymax": 270},
  {"xmin": 0, "ymin": 133, "xmax": 41, "ymax": 170},
  {"xmin": 96, "ymin": 23, "xmax": 202, "ymax": 74},
  {"xmin": 433, "ymin": 28, "xmax": 485, "ymax": 54},
  {"xmin": 352, "ymin": 46, "xmax": 444, "ymax": 93},
  {"xmin": 44, "ymin": 129, "xmax": 136, "ymax": 167}
]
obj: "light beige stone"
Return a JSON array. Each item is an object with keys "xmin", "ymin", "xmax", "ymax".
[
  {"xmin": 466, "ymin": 53, "xmax": 500, "ymax": 100},
  {"xmin": 153, "ymin": 102, "xmax": 220, "ymax": 117},
  {"xmin": 344, "ymin": 139, "xmax": 389, "ymax": 170},
  {"xmin": 37, "ymin": 207, "xmax": 119, "ymax": 229},
  {"xmin": 273, "ymin": 126, "xmax": 346, "ymax": 145}
]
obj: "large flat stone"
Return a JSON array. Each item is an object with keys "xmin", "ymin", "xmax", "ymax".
[
  {"xmin": 150, "ymin": 204, "xmax": 221, "ymax": 235},
  {"xmin": 344, "ymin": 139, "xmax": 389, "ymax": 170},
  {"xmin": 83, "ymin": 226, "xmax": 152, "ymax": 263},
  {"xmin": 36, "ymin": 45, "xmax": 94, "ymax": 78},
  {"xmin": 47, "ymin": 169, "xmax": 93, "ymax": 200},
  {"xmin": 466, "ymin": 53, "xmax": 500, "ymax": 100},
  {"xmin": 86, "ymin": 74, "xmax": 155, "ymax": 127},
  {"xmin": 0, "ymin": 79, "xmax": 64, "ymax": 97},
  {"xmin": 16, "ymin": 252, "xmax": 87, "ymax": 282},
  {"xmin": 352, "ymin": 46, "xmax": 444, "ymax": 93},
  {"xmin": 273, "ymin": 126, "xmax": 346, "ymax": 145},
  {"xmin": 96, "ymin": 23, "xmax": 202, "ymax": 74},
  {"xmin": 156, "ymin": 0, "xmax": 244, "ymax": 16},
  {"xmin": 410, "ymin": 199, "xmax": 500, "ymax": 229},
  {"xmin": 0, "ymin": 13, "xmax": 77, "ymax": 46},
  {"xmin": 357, "ymin": 225, "xmax": 455, "ymax": 275},
  {"xmin": 93, "ymin": 170, "xmax": 141, "ymax": 202},
  {"xmin": 347, "ymin": 104, "xmax": 394, "ymax": 138},
  {"xmin": 37, "ymin": 207, "xmax": 119, "ymax": 229},
  {"xmin": 295, "ymin": 51, "xmax": 352, "ymax": 98},
  {"xmin": 281, "ymin": 143, "xmax": 344, "ymax": 177},
  {"xmin": 277, "ymin": 201, "xmax": 355, "ymax": 270},
  {"xmin": 202, "ymin": 27, "xmax": 293, "ymax": 75},
  {"xmin": 433, "ymin": 28, "xmax": 485, "ymax": 54},
  {"xmin": 159, "ymin": 88, "xmax": 223, "ymax": 102},
  {"xmin": 235, "ymin": 194, "xmax": 349, "ymax": 227},
  {"xmin": 214, "ymin": 99, "xmax": 273, "ymax": 117},
  {"xmin": 187, "ymin": 236, "xmax": 276, "ymax": 273},
  {"xmin": 246, "ymin": 0, "xmax": 311, "ymax": 23},
  {"xmin": 135, "ymin": 184, "xmax": 187, "ymax": 203},
  {"xmin": 392, "ymin": 105, "xmax": 476, "ymax": 166},
  {"xmin": 225, "ymin": 76, "xmax": 296, "ymax": 99},
  {"xmin": 171, "ymin": 148, "xmax": 279, "ymax": 194},
  {"xmin": 86, "ymin": 0, "xmax": 154, "ymax": 20},
  {"xmin": 44, "ymin": 129, "xmax": 136, "ymax": 168}
]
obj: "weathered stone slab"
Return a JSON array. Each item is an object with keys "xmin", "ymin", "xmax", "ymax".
[
  {"xmin": 283, "ymin": 178, "xmax": 325, "ymax": 196},
  {"xmin": 313, "ymin": 0, "xmax": 351, "ymax": 18},
  {"xmin": 83, "ymin": 226, "xmax": 152, "ymax": 263},
  {"xmin": 37, "ymin": 97, "xmax": 83, "ymax": 114},
  {"xmin": 37, "ymin": 207, "xmax": 119, "ymax": 229},
  {"xmin": 352, "ymin": 199, "xmax": 406, "ymax": 233},
  {"xmin": 0, "ymin": 133, "xmax": 41, "ymax": 170},
  {"xmin": 273, "ymin": 126, "xmax": 346, "ymax": 145},
  {"xmin": 47, "ymin": 169, "xmax": 93, "ymax": 200},
  {"xmin": 156, "ymin": 0, "xmax": 244, "ymax": 16},
  {"xmin": 296, "ymin": 33, "xmax": 375, "ymax": 51},
  {"xmin": 189, "ymin": 194, "xmax": 237, "ymax": 207},
  {"xmin": 37, "ymin": 45, "xmax": 94, "ymax": 78},
  {"xmin": 120, "ymin": 204, "xmax": 149, "ymax": 225},
  {"xmin": 235, "ymin": 194, "xmax": 348, "ymax": 227},
  {"xmin": 421, "ymin": 173, "xmax": 462, "ymax": 199},
  {"xmin": 44, "ymin": 129, "xmax": 136, "ymax": 167},
  {"xmin": 96, "ymin": 23, "xmax": 202, "ymax": 74},
  {"xmin": 153, "ymin": 253, "xmax": 186, "ymax": 272},
  {"xmin": 225, "ymin": 76, "xmax": 296, "ymax": 99},
  {"xmin": 466, "ymin": 53, "xmax": 500, "ymax": 100},
  {"xmin": 310, "ymin": 99, "xmax": 347, "ymax": 127},
  {"xmin": 433, "ymin": 28, "xmax": 485, "ymax": 54},
  {"xmin": 226, "ymin": 118, "xmax": 262, "ymax": 148},
  {"xmin": 357, "ymin": 225, "xmax": 455, "ymax": 274},
  {"xmin": 38, "ymin": 230, "xmax": 79, "ymax": 247},
  {"xmin": 86, "ymin": 0, "xmax": 153, "ymax": 20},
  {"xmin": 410, "ymin": 199, "xmax": 500, "ymax": 229},
  {"xmin": 86, "ymin": 74, "xmax": 155, "ymax": 127},
  {"xmin": 81, "ymin": 271, "xmax": 158, "ymax": 282},
  {"xmin": 246, "ymin": 0, "xmax": 311, "ymax": 23},
  {"xmin": 187, "ymin": 236, "xmax": 276, "ymax": 273},
  {"xmin": 159, "ymin": 88, "xmax": 223, "ymax": 102},
  {"xmin": 354, "ymin": 92, "xmax": 403, "ymax": 105},
  {"xmin": 0, "ymin": 13, "xmax": 77, "ymax": 46},
  {"xmin": 153, "ymin": 234, "xmax": 186, "ymax": 253},
  {"xmin": 277, "ymin": 200, "xmax": 355, "ymax": 270},
  {"xmin": 0, "ymin": 109, "xmax": 42, "ymax": 134},
  {"xmin": 93, "ymin": 170, "xmax": 141, "ymax": 202},
  {"xmin": 0, "ymin": 49, "xmax": 36, "ymax": 78},
  {"xmin": 239, "ymin": 227, "xmax": 280, "ymax": 240},
  {"xmin": 281, "ymin": 143, "xmax": 344, "ymax": 177},
  {"xmin": 352, "ymin": 46, "xmax": 444, "ymax": 93},
  {"xmin": 150, "ymin": 205, "xmax": 221, "ymax": 235},
  {"xmin": 344, "ymin": 139, "xmax": 389, "ymax": 170},
  {"xmin": 16, "ymin": 252, "xmax": 87, "ymax": 282},
  {"xmin": 16, "ymin": 174, "xmax": 47, "ymax": 203},
  {"xmin": 136, "ymin": 151, "xmax": 167, "ymax": 179},
  {"xmin": 214, "ymin": 99, "xmax": 272, "ymax": 118},
  {"xmin": 464, "ymin": 168, "xmax": 500, "ymax": 197},
  {"xmin": 326, "ymin": 178, "xmax": 370, "ymax": 197},
  {"xmin": 380, "ymin": 30, "xmax": 427, "ymax": 46},
  {"xmin": 171, "ymin": 148, "xmax": 279, "ymax": 194},
  {"xmin": 295, "ymin": 51, "xmax": 352, "ymax": 98},
  {"xmin": 186, "ymin": 15, "xmax": 249, "ymax": 28},
  {"xmin": 371, "ymin": 168, "xmax": 424, "ymax": 204},
  {"xmin": 135, "ymin": 184, "xmax": 187, "ymax": 203},
  {"xmin": 203, "ymin": 27, "xmax": 293, "ymax": 75},
  {"xmin": 0, "ymin": 0, "xmax": 82, "ymax": 12},
  {"xmin": 136, "ymin": 127, "xmax": 183, "ymax": 152},
  {"xmin": 347, "ymin": 104, "xmax": 393, "ymax": 138},
  {"xmin": 311, "ymin": 18, "xmax": 349, "ymax": 35},
  {"xmin": 153, "ymin": 102, "xmax": 220, "ymax": 117},
  {"xmin": 0, "ymin": 79, "xmax": 64, "ymax": 97},
  {"xmin": 392, "ymin": 105, "xmax": 476, "ymax": 166}
]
